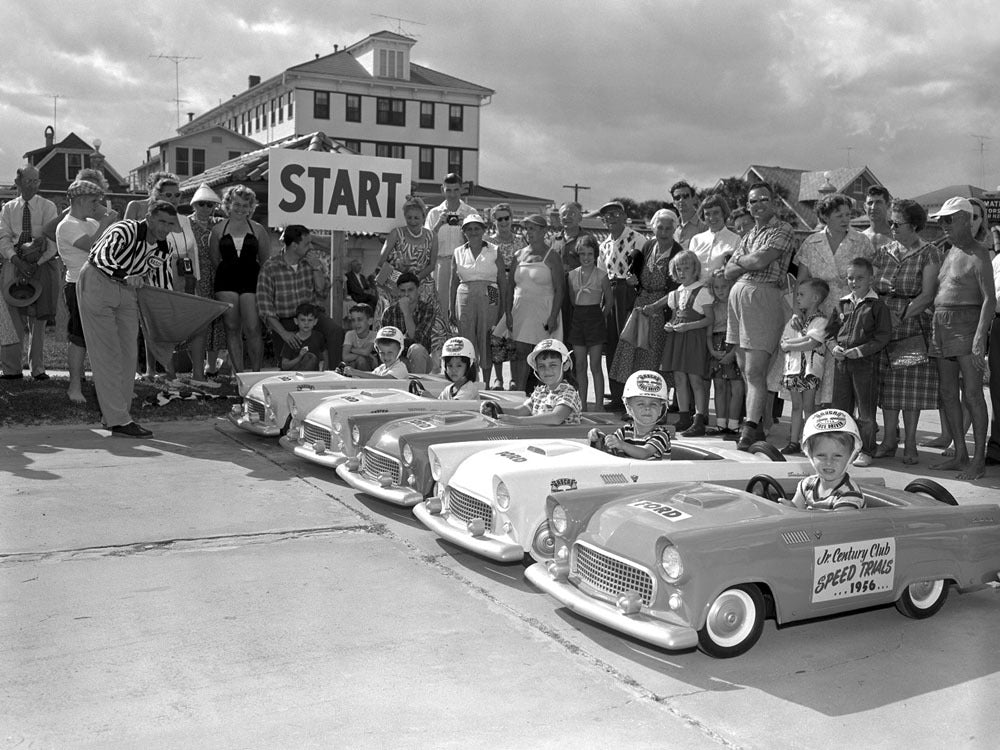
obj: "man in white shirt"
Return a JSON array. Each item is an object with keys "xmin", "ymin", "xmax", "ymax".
[
  {"xmin": 689, "ymin": 195, "xmax": 741, "ymax": 281},
  {"xmin": 425, "ymin": 173, "xmax": 475, "ymax": 318},
  {"xmin": 0, "ymin": 166, "xmax": 59, "ymax": 379}
]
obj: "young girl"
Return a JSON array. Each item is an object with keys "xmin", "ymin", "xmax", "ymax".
[
  {"xmin": 567, "ymin": 235, "xmax": 611, "ymax": 411},
  {"xmin": 789, "ymin": 409, "xmax": 865, "ymax": 510},
  {"xmin": 779, "ymin": 278, "xmax": 830, "ymax": 455},
  {"xmin": 707, "ymin": 270, "xmax": 743, "ymax": 437},
  {"xmin": 596, "ymin": 370, "xmax": 672, "ymax": 459},
  {"xmin": 660, "ymin": 250, "xmax": 714, "ymax": 437},
  {"xmin": 438, "ymin": 336, "xmax": 480, "ymax": 400},
  {"xmin": 490, "ymin": 339, "xmax": 582, "ymax": 425}
]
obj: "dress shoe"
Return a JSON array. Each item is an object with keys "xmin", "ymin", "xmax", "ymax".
[
  {"xmin": 681, "ymin": 413, "xmax": 707, "ymax": 437},
  {"xmin": 32, "ymin": 372, "xmax": 50, "ymax": 381},
  {"xmin": 853, "ymin": 452, "xmax": 873, "ymax": 467},
  {"xmin": 110, "ymin": 422, "xmax": 153, "ymax": 438},
  {"xmin": 1, "ymin": 373, "xmax": 24, "ymax": 380}
]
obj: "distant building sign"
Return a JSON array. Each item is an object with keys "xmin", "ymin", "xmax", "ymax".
[
  {"xmin": 268, "ymin": 149, "xmax": 410, "ymax": 233},
  {"xmin": 982, "ymin": 193, "xmax": 1000, "ymax": 224}
]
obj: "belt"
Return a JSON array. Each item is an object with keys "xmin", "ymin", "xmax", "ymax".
[
  {"xmin": 609, "ymin": 278, "xmax": 630, "ymax": 286},
  {"xmin": 737, "ymin": 277, "xmax": 781, "ymax": 288},
  {"xmin": 89, "ymin": 263, "xmax": 128, "ymax": 284}
]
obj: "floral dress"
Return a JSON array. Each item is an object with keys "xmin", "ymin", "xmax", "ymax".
[
  {"xmin": 872, "ymin": 240, "xmax": 941, "ymax": 411},
  {"xmin": 383, "ymin": 226, "xmax": 438, "ymax": 305}
]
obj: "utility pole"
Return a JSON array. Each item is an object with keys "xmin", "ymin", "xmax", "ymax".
[
  {"xmin": 562, "ymin": 183, "xmax": 591, "ymax": 203},
  {"xmin": 151, "ymin": 53, "xmax": 201, "ymax": 128},
  {"xmin": 971, "ymin": 134, "xmax": 991, "ymax": 188}
]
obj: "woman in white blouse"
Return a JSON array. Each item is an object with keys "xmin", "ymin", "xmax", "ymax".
[{"xmin": 450, "ymin": 215, "xmax": 508, "ymax": 388}]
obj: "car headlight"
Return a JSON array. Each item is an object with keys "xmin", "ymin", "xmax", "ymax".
[
  {"xmin": 495, "ymin": 479, "xmax": 510, "ymax": 511},
  {"xmin": 550, "ymin": 504, "xmax": 568, "ymax": 535},
  {"xmin": 287, "ymin": 396, "xmax": 298, "ymax": 420},
  {"xmin": 429, "ymin": 450, "xmax": 442, "ymax": 481},
  {"xmin": 332, "ymin": 420, "xmax": 343, "ymax": 434},
  {"xmin": 264, "ymin": 391, "xmax": 272, "ymax": 408},
  {"xmin": 402, "ymin": 444, "xmax": 414, "ymax": 465},
  {"xmin": 351, "ymin": 425, "xmax": 360, "ymax": 444},
  {"xmin": 660, "ymin": 544, "xmax": 683, "ymax": 582}
]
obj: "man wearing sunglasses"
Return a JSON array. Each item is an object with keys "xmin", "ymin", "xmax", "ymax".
[
  {"xmin": 670, "ymin": 180, "xmax": 706, "ymax": 251},
  {"xmin": 925, "ymin": 197, "xmax": 995, "ymax": 480}
]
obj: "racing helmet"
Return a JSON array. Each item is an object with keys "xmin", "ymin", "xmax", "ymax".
[
  {"xmin": 440, "ymin": 336, "xmax": 477, "ymax": 365},
  {"xmin": 622, "ymin": 370, "xmax": 668, "ymax": 402},
  {"xmin": 526, "ymin": 338, "xmax": 572, "ymax": 372},
  {"xmin": 801, "ymin": 409, "xmax": 862, "ymax": 455},
  {"xmin": 374, "ymin": 326, "xmax": 405, "ymax": 349}
]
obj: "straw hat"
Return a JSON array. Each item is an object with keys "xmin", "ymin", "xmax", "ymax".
[{"xmin": 191, "ymin": 183, "xmax": 222, "ymax": 204}]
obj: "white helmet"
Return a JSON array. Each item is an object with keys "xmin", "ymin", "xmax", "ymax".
[
  {"xmin": 526, "ymin": 338, "xmax": 572, "ymax": 371},
  {"xmin": 440, "ymin": 336, "xmax": 477, "ymax": 369},
  {"xmin": 374, "ymin": 326, "xmax": 405, "ymax": 349},
  {"xmin": 623, "ymin": 370, "xmax": 668, "ymax": 402},
  {"xmin": 802, "ymin": 409, "xmax": 862, "ymax": 455}
]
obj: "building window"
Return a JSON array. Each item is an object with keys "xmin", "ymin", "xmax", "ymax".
[
  {"xmin": 255, "ymin": 106, "xmax": 260, "ymax": 131},
  {"xmin": 175, "ymin": 147, "xmax": 189, "ymax": 176},
  {"xmin": 66, "ymin": 152, "xmax": 83, "ymax": 180},
  {"xmin": 376, "ymin": 97, "xmax": 405, "ymax": 126},
  {"xmin": 376, "ymin": 143, "xmax": 405, "ymax": 159},
  {"xmin": 419, "ymin": 147, "xmax": 434, "ymax": 180},
  {"xmin": 314, "ymin": 91, "xmax": 330, "ymax": 120},
  {"xmin": 270, "ymin": 99, "xmax": 276, "ymax": 127},
  {"xmin": 345, "ymin": 94, "xmax": 361, "ymax": 123},
  {"xmin": 288, "ymin": 92, "xmax": 293, "ymax": 118},
  {"xmin": 343, "ymin": 139, "xmax": 361, "ymax": 154},
  {"xmin": 447, "ymin": 148, "xmax": 463, "ymax": 176},
  {"xmin": 449, "ymin": 105, "xmax": 464, "ymax": 131},
  {"xmin": 278, "ymin": 101, "xmax": 284, "ymax": 123},
  {"xmin": 228, "ymin": 151, "xmax": 241, "ymax": 160},
  {"xmin": 192, "ymin": 148, "xmax": 205, "ymax": 175},
  {"xmin": 378, "ymin": 49, "xmax": 403, "ymax": 78},
  {"xmin": 420, "ymin": 102, "xmax": 434, "ymax": 129}
]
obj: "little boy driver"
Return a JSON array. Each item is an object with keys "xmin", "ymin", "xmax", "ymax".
[
  {"xmin": 593, "ymin": 370, "xmax": 672, "ymax": 459},
  {"xmin": 789, "ymin": 408, "xmax": 866, "ymax": 511}
]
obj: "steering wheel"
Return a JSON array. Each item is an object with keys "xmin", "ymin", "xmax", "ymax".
[
  {"xmin": 745, "ymin": 474, "xmax": 788, "ymax": 503},
  {"xmin": 480, "ymin": 401, "xmax": 503, "ymax": 418}
]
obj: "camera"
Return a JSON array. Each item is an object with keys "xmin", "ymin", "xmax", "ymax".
[
  {"xmin": 180, "ymin": 257, "xmax": 194, "ymax": 275},
  {"xmin": 446, "ymin": 213, "xmax": 460, "ymax": 226}
]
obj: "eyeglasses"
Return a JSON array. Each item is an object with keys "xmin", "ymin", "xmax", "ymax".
[
  {"xmin": 888, "ymin": 220, "xmax": 909, "ymax": 229},
  {"xmin": 495, "ymin": 216, "xmax": 511, "ymax": 222},
  {"xmin": 672, "ymin": 193, "xmax": 693, "ymax": 202},
  {"xmin": 194, "ymin": 202, "xmax": 215, "ymax": 208},
  {"xmin": 938, "ymin": 215, "xmax": 955, "ymax": 225},
  {"xmin": 601, "ymin": 211, "xmax": 624, "ymax": 219},
  {"xmin": 747, "ymin": 198, "xmax": 770, "ymax": 205}
]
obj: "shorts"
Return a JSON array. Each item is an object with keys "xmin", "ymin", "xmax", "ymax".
[
  {"xmin": 727, "ymin": 280, "xmax": 785, "ymax": 354},
  {"xmin": 568, "ymin": 305, "xmax": 606, "ymax": 348},
  {"xmin": 929, "ymin": 305, "xmax": 979, "ymax": 358},
  {"xmin": 782, "ymin": 373, "xmax": 820, "ymax": 392},
  {"xmin": 64, "ymin": 282, "xmax": 86, "ymax": 348}
]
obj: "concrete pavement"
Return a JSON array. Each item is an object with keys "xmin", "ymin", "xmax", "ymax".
[{"xmin": 2, "ymin": 419, "xmax": 999, "ymax": 748}]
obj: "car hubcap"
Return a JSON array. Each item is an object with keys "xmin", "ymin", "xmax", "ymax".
[
  {"xmin": 707, "ymin": 590, "xmax": 754, "ymax": 647},
  {"xmin": 909, "ymin": 580, "xmax": 943, "ymax": 608}
]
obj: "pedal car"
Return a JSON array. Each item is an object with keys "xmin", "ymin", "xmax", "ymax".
[
  {"xmin": 413, "ymin": 438, "xmax": 811, "ymax": 562},
  {"xmin": 228, "ymin": 371, "xmax": 451, "ymax": 437},
  {"xmin": 335, "ymin": 412, "xmax": 625, "ymax": 506},
  {"xmin": 525, "ymin": 476, "xmax": 1000, "ymax": 657}
]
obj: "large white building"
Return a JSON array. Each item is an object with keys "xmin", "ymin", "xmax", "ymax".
[{"xmin": 176, "ymin": 30, "xmax": 494, "ymax": 185}]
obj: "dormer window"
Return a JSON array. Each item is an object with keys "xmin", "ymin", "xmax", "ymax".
[{"xmin": 379, "ymin": 48, "xmax": 404, "ymax": 79}]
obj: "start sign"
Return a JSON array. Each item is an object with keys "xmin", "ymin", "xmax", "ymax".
[{"xmin": 268, "ymin": 149, "xmax": 411, "ymax": 233}]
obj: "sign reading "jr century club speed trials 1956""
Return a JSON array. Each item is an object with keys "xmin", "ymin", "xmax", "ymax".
[{"xmin": 812, "ymin": 536, "xmax": 896, "ymax": 603}]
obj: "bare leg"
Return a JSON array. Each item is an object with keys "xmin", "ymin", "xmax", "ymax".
[
  {"xmin": 902, "ymin": 409, "xmax": 920, "ymax": 463},
  {"xmin": 728, "ymin": 378, "xmax": 744, "ymax": 426},
  {"xmin": 216, "ymin": 292, "xmax": 243, "ymax": 373},
  {"xmin": 930, "ymin": 357, "xmax": 969, "ymax": 471},
  {"xmin": 67, "ymin": 342, "xmax": 87, "ymax": 403},
  {"xmin": 957, "ymin": 354, "xmax": 988, "ymax": 480},
  {"xmin": 789, "ymin": 390, "xmax": 804, "ymax": 445},
  {"xmin": 690, "ymin": 373, "xmax": 708, "ymax": 415},
  {"xmin": 240, "ymin": 293, "xmax": 263, "ymax": 371},
  {"xmin": 741, "ymin": 348, "xmax": 772, "ymax": 430},
  {"xmin": 675, "ymin": 371, "xmax": 691, "ymax": 412},
  {"xmin": 189, "ymin": 330, "xmax": 207, "ymax": 381},
  {"xmin": 589, "ymin": 344, "xmax": 604, "ymax": 414},
  {"xmin": 713, "ymin": 376, "xmax": 727, "ymax": 425},
  {"xmin": 877, "ymin": 407, "xmax": 900, "ymax": 454},
  {"xmin": 573, "ymin": 345, "xmax": 589, "ymax": 409}
]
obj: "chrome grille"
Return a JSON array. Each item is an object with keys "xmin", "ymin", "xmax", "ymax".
[
  {"xmin": 303, "ymin": 421, "xmax": 331, "ymax": 448},
  {"xmin": 573, "ymin": 542, "xmax": 655, "ymax": 606},
  {"xmin": 361, "ymin": 448, "xmax": 401, "ymax": 484},
  {"xmin": 246, "ymin": 399, "xmax": 265, "ymax": 421},
  {"xmin": 447, "ymin": 487, "xmax": 493, "ymax": 531},
  {"xmin": 781, "ymin": 529, "xmax": 812, "ymax": 545}
]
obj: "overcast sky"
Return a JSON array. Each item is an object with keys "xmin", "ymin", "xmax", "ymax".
[{"xmin": 2, "ymin": 0, "xmax": 997, "ymax": 208}]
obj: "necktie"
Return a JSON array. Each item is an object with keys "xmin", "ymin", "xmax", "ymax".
[{"xmin": 18, "ymin": 202, "xmax": 32, "ymax": 249}]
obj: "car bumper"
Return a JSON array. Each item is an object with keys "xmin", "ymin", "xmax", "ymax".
[
  {"xmin": 228, "ymin": 412, "xmax": 282, "ymax": 437},
  {"xmin": 336, "ymin": 465, "xmax": 425, "ymax": 506},
  {"xmin": 524, "ymin": 563, "xmax": 699, "ymax": 651},
  {"xmin": 289, "ymin": 443, "xmax": 348, "ymax": 468},
  {"xmin": 413, "ymin": 502, "xmax": 525, "ymax": 562}
]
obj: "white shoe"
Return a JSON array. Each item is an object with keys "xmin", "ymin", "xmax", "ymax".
[{"xmin": 853, "ymin": 453, "xmax": 872, "ymax": 467}]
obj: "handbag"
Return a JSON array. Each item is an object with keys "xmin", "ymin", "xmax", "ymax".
[{"xmin": 887, "ymin": 334, "xmax": 928, "ymax": 367}]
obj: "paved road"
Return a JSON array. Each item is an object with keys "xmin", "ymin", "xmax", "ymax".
[{"xmin": 2, "ymin": 420, "xmax": 998, "ymax": 749}]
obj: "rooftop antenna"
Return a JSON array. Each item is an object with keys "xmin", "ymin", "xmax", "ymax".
[
  {"xmin": 839, "ymin": 146, "xmax": 854, "ymax": 170},
  {"xmin": 151, "ymin": 53, "xmax": 201, "ymax": 128},
  {"xmin": 370, "ymin": 13, "xmax": 426, "ymax": 36},
  {"xmin": 971, "ymin": 134, "xmax": 991, "ymax": 188},
  {"xmin": 42, "ymin": 93, "xmax": 64, "ymax": 136}
]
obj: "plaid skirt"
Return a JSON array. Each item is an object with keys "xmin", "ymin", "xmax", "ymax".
[{"xmin": 878, "ymin": 352, "xmax": 938, "ymax": 410}]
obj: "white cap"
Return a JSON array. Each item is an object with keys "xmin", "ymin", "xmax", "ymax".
[
  {"xmin": 375, "ymin": 326, "xmax": 405, "ymax": 348},
  {"xmin": 929, "ymin": 197, "xmax": 973, "ymax": 218},
  {"xmin": 526, "ymin": 338, "xmax": 571, "ymax": 370}
]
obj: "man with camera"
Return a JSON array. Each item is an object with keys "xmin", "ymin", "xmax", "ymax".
[
  {"xmin": 0, "ymin": 166, "xmax": 59, "ymax": 380},
  {"xmin": 425, "ymin": 172, "xmax": 475, "ymax": 319}
]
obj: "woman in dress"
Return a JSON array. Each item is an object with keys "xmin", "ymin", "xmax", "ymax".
[
  {"xmin": 450, "ymin": 215, "xmax": 507, "ymax": 388},
  {"xmin": 210, "ymin": 184, "xmax": 271, "ymax": 373},
  {"xmin": 487, "ymin": 202, "xmax": 526, "ymax": 274},
  {"xmin": 123, "ymin": 171, "xmax": 177, "ymax": 221},
  {"xmin": 872, "ymin": 199, "xmax": 941, "ymax": 464},
  {"xmin": 609, "ymin": 208, "xmax": 683, "ymax": 387},
  {"xmin": 187, "ymin": 183, "xmax": 225, "ymax": 381},
  {"xmin": 795, "ymin": 193, "xmax": 874, "ymax": 403},
  {"xmin": 375, "ymin": 196, "xmax": 439, "ymax": 314},
  {"xmin": 509, "ymin": 214, "xmax": 564, "ymax": 391}
]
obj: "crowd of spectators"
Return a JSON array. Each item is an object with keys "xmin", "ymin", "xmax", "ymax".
[{"xmin": 3, "ymin": 167, "xmax": 1000, "ymax": 480}]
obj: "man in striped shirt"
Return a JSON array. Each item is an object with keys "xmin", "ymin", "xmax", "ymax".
[{"xmin": 76, "ymin": 201, "xmax": 179, "ymax": 438}]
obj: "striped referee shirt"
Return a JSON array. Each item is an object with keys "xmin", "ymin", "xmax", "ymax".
[{"xmin": 88, "ymin": 220, "xmax": 170, "ymax": 279}]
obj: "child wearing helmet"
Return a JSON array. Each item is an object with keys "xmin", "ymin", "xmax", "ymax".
[
  {"xmin": 596, "ymin": 370, "xmax": 672, "ymax": 459},
  {"xmin": 790, "ymin": 408, "xmax": 866, "ymax": 510},
  {"xmin": 358, "ymin": 326, "xmax": 409, "ymax": 379},
  {"xmin": 489, "ymin": 338, "xmax": 582, "ymax": 425},
  {"xmin": 438, "ymin": 336, "xmax": 480, "ymax": 400}
]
